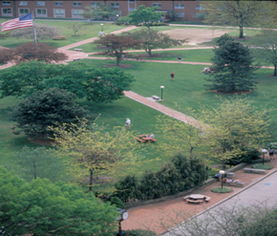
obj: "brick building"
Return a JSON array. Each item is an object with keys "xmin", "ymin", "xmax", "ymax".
[{"xmin": 0, "ymin": 1, "xmax": 204, "ymax": 22}]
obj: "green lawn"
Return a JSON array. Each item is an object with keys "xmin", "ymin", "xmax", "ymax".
[{"xmin": 0, "ymin": 19, "xmax": 125, "ymax": 48}]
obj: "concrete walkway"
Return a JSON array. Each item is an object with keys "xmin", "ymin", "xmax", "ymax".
[
  {"xmin": 124, "ymin": 91, "xmax": 204, "ymax": 129},
  {"xmin": 163, "ymin": 169, "xmax": 277, "ymax": 236}
]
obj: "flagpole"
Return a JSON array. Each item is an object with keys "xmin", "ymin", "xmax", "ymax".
[{"xmin": 32, "ymin": 12, "xmax": 37, "ymax": 44}]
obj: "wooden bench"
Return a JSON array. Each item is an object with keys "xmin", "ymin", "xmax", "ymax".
[
  {"xmin": 152, "ymin": 95, "xmax": 160, "ymax": 101},
  {"xmin": 243, "ymin": 168, "xmax": 266, "ymax": 174}
]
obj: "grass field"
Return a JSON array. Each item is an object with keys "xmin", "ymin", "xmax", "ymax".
[{"xmin": 0, "ymin": 19, "xmax": 125, "ymax": 48}]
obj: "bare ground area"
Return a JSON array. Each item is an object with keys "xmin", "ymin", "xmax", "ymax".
[{"xmin": 162, "ymin": 28, "xmax": 232, "ymax": 45}]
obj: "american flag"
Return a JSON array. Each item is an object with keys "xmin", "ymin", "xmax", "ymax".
[{"xmin": 1, "ymin": 13, "xmax": 33, "ymax": 32}]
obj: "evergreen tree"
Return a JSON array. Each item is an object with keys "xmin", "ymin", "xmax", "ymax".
[{"xmin": 206, "ymin": 34, "xmax": 256, "ymax": 93}]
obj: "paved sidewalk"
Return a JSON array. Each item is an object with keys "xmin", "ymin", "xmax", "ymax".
[{"xmin": 124, "ymin": 91, "xmax": 204, "ymax": 129}]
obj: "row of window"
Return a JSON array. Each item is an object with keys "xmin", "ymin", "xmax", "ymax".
[
  {"xmin": 2, "ymin": 1, "xmax": 204, "ymax": 10},
  {"xmin": 1, "ymin": 7, "xmax": 86, "ymax": 18}
]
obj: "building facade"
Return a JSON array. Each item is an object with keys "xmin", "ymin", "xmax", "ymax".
[{"xmin": 0, "ymin": 0, "xmax": 204, "ymax": 22}]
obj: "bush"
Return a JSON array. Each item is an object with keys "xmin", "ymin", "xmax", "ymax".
[
  {"xmin": 115, "ymin": 16, "xmax": 131, "ymax": 25},
  {"xmin": 113, "ymin": 155, "xmax": 208, "ymax": 202},
  {"xmin": 123, "ymin": 230, "xmax": 156, "ymax": 236},
  {"xmin": 225, "ymin": 149, "xmax": 260, "ymax": 165}
]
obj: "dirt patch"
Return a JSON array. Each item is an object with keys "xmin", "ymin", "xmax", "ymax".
[{"xmin": 162, "ymin": 28, "xmax": 232, "ymax": 45}]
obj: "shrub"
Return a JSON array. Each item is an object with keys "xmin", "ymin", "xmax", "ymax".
[
  {"xmin": 123, "ymin": 229, "xmax": 156, "ymax": 236},
  {"xmin": 113, "ymin": 155, "xmax": 208, "ymax": 202},
  {"xmin": 115, "ymin": 16, "xmax": 131, "ymax": 25}
]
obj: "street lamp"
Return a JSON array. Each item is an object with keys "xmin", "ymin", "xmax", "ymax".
[
  {"xmin": 117, "ymin": 208, "xmax": 128, "ymax": 236},
  {"xmin": 219, "ymin": 170, "xmax": 226, "ymax": 189},
  {"xmin": 160, "ymin": 85, "xmax": 165, "ymax": 101},
  {"xmin": 100, "ymin": 23, "xmax": 104, "ymax": 32},
  {"xmin": 261, "ymin": 148, "xmax": 267, "ymax": 165}
]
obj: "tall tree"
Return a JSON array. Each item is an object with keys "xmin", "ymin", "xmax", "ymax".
[
  {"xmin": 206, "ymin": 34, "xmax": 256, "ymax": 93},
  {"xmin": 95, "ymin": 34, "xmax": 141, "ymax": 65},
  {"xmin": 0, "ymin": 166, "xmax": 117, "ymax": 235},
  {"xmin": 12, "ymin": 88, "xmax": 88, "ymax": 138},
  {"xmin": 251, "ymin": 30, "xmax": 277, "ymax": 76},
  {"xmin": 128, "ymin": 28, "xmax": 184, "ymax": 56},
  {"xmin": 128, "ymin": 5, "xmax": 163, "ymax": 28},
  {"xmin": 201, "ymin": 99, "xmax": 270, "ymax": 166},
  {"xmin": 83, "ymin": 2, "xmax": 119, "ymax": 21},
  {"xmin": 202, "ymin": 1, "xmax": 274, "ymax": 38},
  {"xmin": 50, "ymin": 120, "xmax": 138, "ymax": 191}
]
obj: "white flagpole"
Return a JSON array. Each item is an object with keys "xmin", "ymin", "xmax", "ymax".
[{"xmin": 32, "ymin": 12, "xmax": 37, "ymax": 44}]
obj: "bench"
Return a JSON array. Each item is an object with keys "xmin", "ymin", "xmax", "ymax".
[
  {"xmin": 152, "ymin": 95, "xmax": 160, "ymax": 101},
  {"xmin": 186, "ymin": 199, "xmax": 204, "ymax": 204},
  {"xmin": 243, "ymin": 168, "xmax": 266, "ymax": 174},
  {"xmin": 73, "ymin": 48, "xmax": 83, "ymax": 51}
]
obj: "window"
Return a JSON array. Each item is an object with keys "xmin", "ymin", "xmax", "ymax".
[
  {"xmin": 19, "ymin": 1, "xmax": 28, "ymax": 6},
  {"xmin": 152, "ymin": 3, "xmax": 161, "ymax": 9},
  {"xmin": 36, "ymin": 8, "xmax": 47, "ymax": 17},
  {"xmin": 36, "ymin": 1, "xmax": 45, "ymax": 6},
  {"xmin": 111, "ymin": 2, "xmax": 120, "ymax": 9},
  {"xmin": 53, "ymin": 8, "xmax": 65, "ymax": 18},
  {"xmin": 71, "ymin": 9, "xmax": 84, "ymax": 18},
  {"xmin": 2, "ymin": 1, "xmax": 11, "ymax": 6},
  {"xmin": 174, "ymin": 4, "xmax": 184, "ymax": 9},
  {"xmin": 72, "ymin": 2, "xmax": 81, "ymax": 7},
  {"xmin": 91, "ymin": 2, "xmax": 100, "ymax": 8},
  {"xmin": 195, "ymin": 4, "xmax": 204, "ymax": 10},
  {"xmin": 19, "ymin": 8, "xmax": 29, "ymax": 16},
  {"xmin": 55, "ymin": 1, "xmax": 63, "ymax": 7},
  {"xmin": 1, "ymin": 8, "xmax": 12, "ymax": 16},
  {"xmin": 175, "ymin": 12, "xmax": 184, "ymax": 18}
]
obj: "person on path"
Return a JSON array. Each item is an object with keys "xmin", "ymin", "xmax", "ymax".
[{"xmin": 170, "ymin": 72, "xmax": 175, "ymax": 80}]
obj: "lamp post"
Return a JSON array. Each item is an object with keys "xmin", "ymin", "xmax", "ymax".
[
  {"xmin": 160, "ymin": 85, "xmax": 165, "ymax": 101},
  {"xmin": 117, "ymin": 209, "xmax": 128, "ymax": 236},
  {"xmin": 100, "ymin": 23, "xmax": 104, "ymax": 32},
  {"xmin": 261, "ymin": 148, "xmax": 267, "ymax": 165},
  {"xmin": 219, "ymin": 170, "xmax": 226, "ymax": 189}
]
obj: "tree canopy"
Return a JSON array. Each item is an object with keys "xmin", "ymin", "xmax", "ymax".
[
  {"xmin": 206, "ymin": 34, "xmax": 256, "ymax": 93},
  {"xmin": 202, "ymin": 1, "xmax": 274, "ymax": 38},
  {"xmin": 201, "ymin": 99, "xmax": 270, "ymax": 165},
  {"xmin": 128, "ymin": 5, "xmax": 163, "ymax": 28},
  {"xmin": 0, "ymin": 166, "xmax": 117, "ymax": 235},
  {"xmin": 0, "ymin": 61, "xmax": 133, "ymax": 102},
  {"xmin": 128, "ymin": 28, "xmax": 184, "ymax": 56},
  {"xmin": 12, "ymin": 88, "xmax": 88, "ymax": 138},
  {"xmin": 83, "ymin": 2, "xmax": 120, "ymax": 21}
]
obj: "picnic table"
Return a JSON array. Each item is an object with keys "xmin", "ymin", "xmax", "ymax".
[
  {"xmin": 135, "ymin": 134, "xmax": 157, "ymax": 143},
  {"xmin": 184, "ymin": 194, "xmax": 211, "ymax": 204}
]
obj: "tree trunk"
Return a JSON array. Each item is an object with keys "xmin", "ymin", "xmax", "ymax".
[
  {"xmin": 88, "ymin": 168, "xmax": 93, "ymax": 192},
  {"xmin": 239, "ymin": 25, "xmax": 244, "ymax": 39},
  {"xmin": 32, "ymin": 161, "xmax": 37, "ymax": 179},
  {"xmin": 274, "ymin": 64, "xmax": 277, "ymax": 76},
  {"xmin": 116, "ymin": 55, "xmax": 121, "ymax": 66},
  {"xmin": 148, "ymin": 48, "xmax": 152, "ymax": 56}
]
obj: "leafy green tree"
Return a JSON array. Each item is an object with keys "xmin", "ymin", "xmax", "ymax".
[
  {"xmin": 83, "ymin": 2, "xmax": 119, "ymax": 21},
  {"xmin": 0, "ymin": 166, "xmax": 117, "ymax": 235},
  {"xmin": 207, "ymin": 34, "xmax": 256, "ymax": 93},
  {"xmin": 201, "ymin": 99, "xmax": 270, "ymax": 166},
  {"xmin": 50, "ymin": 120, "xmax": 138, "ymax": 191},
  {"xmin": 251, "ymin": 30, "xmax": 277, "ymax": 76},
  {"xmin": 12, "ymin": 88, "xmax": 87, "ymax": 138},
  {"xmin": 202, "ymin": 1, "xmax": 274, "ymax": 38},
  {"xmin": 95, "ymin": 34, "xmax": 141, "ymax": 65},
  {"xmin": 128, "ymin": 28, "xmax": 184, "ymax": 56},
  {"xmin": 0, "ymin": 61, "xmax": 133, "ymax": 103},
  {"xmin": 128, "ymin": 5, "xmax": 163, "ymax": 28}
]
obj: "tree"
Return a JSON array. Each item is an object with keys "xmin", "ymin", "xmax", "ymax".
[
  {"xmin": 128, "ymin": 5, "xmax": 163, "ymax": 28},
  {"xmin": 206, "ymin": 34, "xmax": 256, "ymax": 93},
  {"xmin": 10, "ymin": 23, "xmax": 58, "ymax": 40},
  {"xmin": 128, "ymin": 28, "xmax": 184, "ymax": 56},
  {"xmin": 12, "ymin": 88, "xmax": 88, "ymax": 138},
  {"xmin": 0, "ymin": 47, "xmax": 14, "ymax": 65},
  {"xmin": 202, "ymin": 1, "xmax": 274, "ymax": 38},
  {"xmin": 95, "ymin": 34, "xmax": 141, "ymax": 65},
  {"xmin": 251, "ymin": 30, "xmax": 277, "ymax": 76},
  {"xmin": 0, "ymin": 166, "xmax": 117, "ymax": 235},
  {"xmin": 0, "ymin": 61, "xmax": 133, "ymax": 103},
  {"xmin": 201, "ymin": 99, "xmax": 270, "ymax": 166},
  {"xmin": 50, "ymin": 120, "xmax": 137, "ymax": 191},
  {"xmin": 83, "ymin": 3, "xmax": 120, "ymax": 21},
  {"xmin": 14, "ymin": 42, "xmax": 67, "ymax": 63}
]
